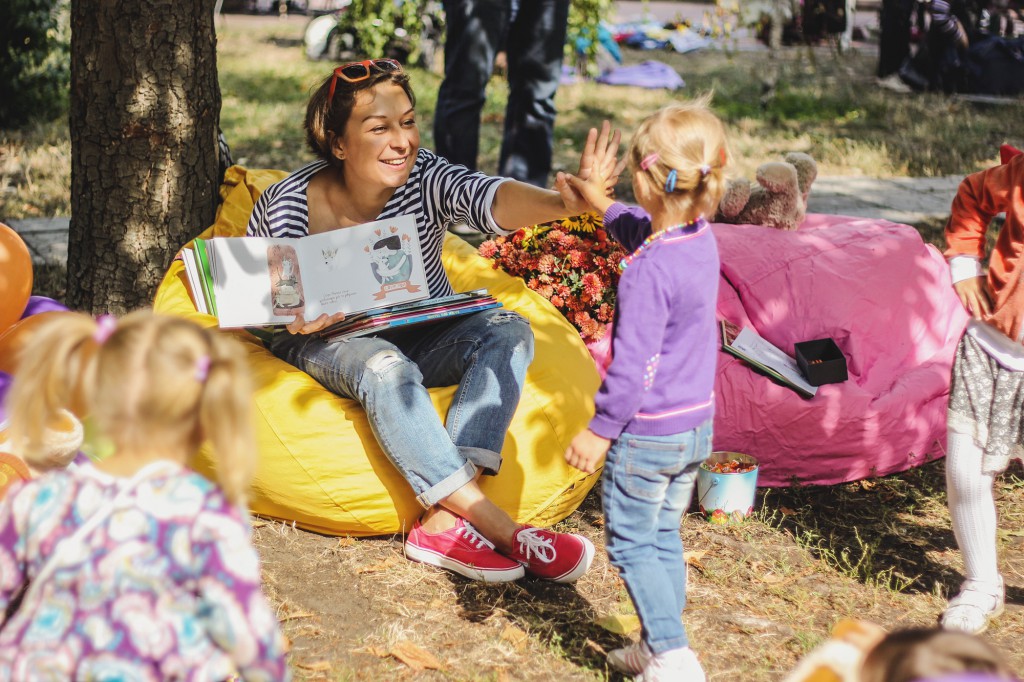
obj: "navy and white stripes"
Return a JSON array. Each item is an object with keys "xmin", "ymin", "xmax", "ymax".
[{"xmin": 247, "ymin": 148, "xmax": 511, "ymax": 298}]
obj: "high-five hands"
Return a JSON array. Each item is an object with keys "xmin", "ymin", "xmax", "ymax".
[{"xmin": 555, "ymin": 120, "xmax": 626, "ymax": 217}]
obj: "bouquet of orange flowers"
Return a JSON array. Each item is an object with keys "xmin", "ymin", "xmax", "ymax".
[{"xmin": 477, "ymin": 213, "xmax": 625, "ymax": 344}]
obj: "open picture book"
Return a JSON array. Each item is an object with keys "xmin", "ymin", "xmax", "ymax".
[
  {"xmin": 720, "ymin": 319, "xmax": 817, "ymax": 398},
  {"xmin": 182, "ymin": 215, "xmax": 433, "ymax": 328},
  {"xmin": 180, "ymin": 214, "xmax": 502, "ymax": 340}
]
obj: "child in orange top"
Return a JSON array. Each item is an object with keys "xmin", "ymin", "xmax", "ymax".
[{"xmin": 940, "ymin": 148, "xmax": 1024, "ymax": 634}]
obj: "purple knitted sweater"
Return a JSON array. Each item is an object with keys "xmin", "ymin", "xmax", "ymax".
[{"xmin": 589, "ymin": 203, "xmax": 720, "ymax": 439}]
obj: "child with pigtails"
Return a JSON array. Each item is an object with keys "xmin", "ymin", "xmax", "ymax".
[
  {"xmin": 0, "ymin": 310, "xmax": 289, "ymax": 680},
  {"xmin": 563, "ymin": 95, "xmax": 729, "ymax": 682}
]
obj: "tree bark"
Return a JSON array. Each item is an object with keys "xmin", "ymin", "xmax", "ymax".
[{"xmin": 68, "ymin": 0, "xmax": 220, "ymax": 314}]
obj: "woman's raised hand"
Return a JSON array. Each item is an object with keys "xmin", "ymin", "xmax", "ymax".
[
  {"xmin": 578, "ymin": 121, "xmax": 625, "ymax": 191},
  {"xmin": 555, "ymin": 120, "xmax": 625, "ymax": 215}
]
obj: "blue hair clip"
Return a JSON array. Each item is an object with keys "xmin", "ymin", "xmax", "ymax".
[{"xmin": 664, "ymin": 169, "xmax": 677, "ymax": 193}]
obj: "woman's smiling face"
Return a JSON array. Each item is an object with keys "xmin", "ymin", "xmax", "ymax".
[{"xmin": 333, "ymin": 82, "xmax": 420, "ymax": 191}]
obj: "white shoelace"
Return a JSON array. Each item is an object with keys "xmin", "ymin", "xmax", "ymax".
[
  {"xmin": 456, "ymin": 521, "xmax": 496, "ymax": 551},
  {"xmin": 515, "ymin": 527, "xmax": 555, "ymax": 564}
]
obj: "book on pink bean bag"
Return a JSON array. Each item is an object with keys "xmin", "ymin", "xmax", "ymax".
[{"xmin": 712, "ymin": 214, "xmax": 969, "ymax": 486}]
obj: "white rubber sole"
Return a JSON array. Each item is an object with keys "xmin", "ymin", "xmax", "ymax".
[
  {"xmin": 404, "ymin": 542, "xmax": 525, "ymax": 583},
  {"xmin": 548, "ymin": 535, "xmax": 596, "ymax": 584}
]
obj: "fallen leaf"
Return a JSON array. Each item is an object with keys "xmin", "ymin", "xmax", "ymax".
[
  {"xmin": 684, "ymin": 550, "xmax": 707, "ymax": 569},
  {"xmin": 501, "ymin": 624, "xmax": 529, "ymax": 651},
  {"xmin": 357, "ymin": 557, "xmax": 399, "ymax": 574},
  {"xmin": 596, "ymin": 613, "xmax": 641, "ymax": 635},
  {"xmin": 279, "ymin": 611, "xmax": 315, "ymax": 622},
  {"xmin": 250, "ymin": 519, "xmax": 268, "ymax": 528},
  {"xmin": 295, "ymin": 660, "xmax": 332, "ymax": 672},
  {"xmin": 337, "ymin": 536, "xmax": 356, "ymax": 547},
  {"xmin": 780, "ymin": 506, "xmax": 798, "ymax": 517},
  {"xmin": 281, "ymin": 635, "xmax": 292, "ymax": 654},
  {"xmin": 859, "ymin": 479, "xmax": 877, "ymax": 491},
  {"xmin": 361, "ymin": 645, "xmax": 389, "ymax": 658},
  {"xmin": 585, "ymin": 638, "xmax": 608, "ymax": 656},
  {"xmin": 390, "ymin": 641, "xmax": 443, "ymax": 671}
]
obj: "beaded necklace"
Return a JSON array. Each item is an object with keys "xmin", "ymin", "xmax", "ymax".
[{"xmin": 618, "ymin": 216, "xmax": 703, "ymax": 272}]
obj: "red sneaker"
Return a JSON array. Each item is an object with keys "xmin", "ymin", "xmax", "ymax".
[
  {"xmin": 405, "ymin": 518, "xmax": 525, "ymax": 583},
  {"xmin": 507, "ymin": 526, "xmax": 595, "ymax": 583}
]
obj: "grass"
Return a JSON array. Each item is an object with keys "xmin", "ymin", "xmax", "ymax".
[{"xmin": 4, "ymin": 15, "xmax": 1024, "ymax": 681}]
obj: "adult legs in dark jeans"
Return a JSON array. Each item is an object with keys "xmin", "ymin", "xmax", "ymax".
[
  {"xmin": 433, "ymin": 0, "xmax": 569, "ymax": 188},
  {"xmin": 434, "ymin": 0, "xmax": 509, "ymax": 173},
  {"xmin": 499, "ymin": 0, "xmax": 569, "ymax": 187}
]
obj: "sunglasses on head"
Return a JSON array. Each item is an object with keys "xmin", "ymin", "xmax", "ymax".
[{"xmin": 327, "ymin": 58, "xmax": 404, "ymax": 103}]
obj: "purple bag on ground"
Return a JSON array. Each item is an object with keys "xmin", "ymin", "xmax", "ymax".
[{"xmin": 596, "ymin": 60, "xmax": 685, "ymax": 90}]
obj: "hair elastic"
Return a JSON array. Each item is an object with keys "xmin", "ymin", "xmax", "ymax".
[
  {"xmin": 194, "ymin": 355, "xmax": 212, "ymax": 383},
  {"xmin": 93, "ymin": 314, "xmax": 117, "ymax": 344},
  {"xmin": 664, "ymin": 169, "xmax": 678, "ymax": 193},
  {"xmin": 700, "ymin": 164, "xmax": 712, "ymax": 176},
  {"xmin": 640, "ymin": 153, "xmax": 660, "ymax": 171}
]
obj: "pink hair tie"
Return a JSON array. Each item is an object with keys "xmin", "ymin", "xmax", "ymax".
[
  {"xmin": 700, "ymin": 164, "xmax": 712, "ymax": 176},
  {"xmin": 93, "ymin": 314, "xmax": 117, "ymax": 344},
  {"xmin": 194, "ymin": 355, "xmax": 212, "ymax": 382},
  {"xmin": 640, "ymin": 153, "xmax": 660, "ymax": 171}
]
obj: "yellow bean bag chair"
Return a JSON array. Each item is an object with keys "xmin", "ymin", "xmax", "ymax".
[{"xmin": 153, "ymin": 166, "xmax": 602, "ymax": 536}]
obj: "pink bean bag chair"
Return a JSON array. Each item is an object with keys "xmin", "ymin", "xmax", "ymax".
[{"xmin": 711, "ymin": 214, "xmax": 969, "ymax": 486}]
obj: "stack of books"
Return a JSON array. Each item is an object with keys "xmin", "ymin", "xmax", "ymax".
[{"xmin": 179, "ymin": 214, "xmax": 501, "ymax": 341}]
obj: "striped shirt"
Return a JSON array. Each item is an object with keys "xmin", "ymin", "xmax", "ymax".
[{"xmin": 246, "ymin": 148, "xmax": 511, "ymax": 298}]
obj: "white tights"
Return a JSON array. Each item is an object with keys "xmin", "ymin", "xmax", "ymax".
[{"xmin": 945, "ymin": 429, "xmax": 1001, "ymax": 587}]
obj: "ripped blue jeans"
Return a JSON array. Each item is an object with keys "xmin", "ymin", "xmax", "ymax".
[{"xmin": 269, "ymin": 308, "xmax": 534, "ymax": 508}]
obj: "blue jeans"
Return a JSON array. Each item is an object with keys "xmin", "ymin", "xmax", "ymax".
[
  {"xmin": 602, "ymin": 420, "xmax": 713, "ymax": 654},
  {"xmin": 433, "ymin": 0, "xmax": 570, "ymax": 187},
  {"xmin": 270, "ymin": 308, "xmax": 534, "ymax": 508}
]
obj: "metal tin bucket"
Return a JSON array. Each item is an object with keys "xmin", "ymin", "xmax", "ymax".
[{"xmin": 696, "ymin": 451, "xmax": 759, "ymax": 524}]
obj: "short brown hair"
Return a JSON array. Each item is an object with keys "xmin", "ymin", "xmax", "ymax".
[
  {"xmin": 305, "ymin": 64, "xmax": 416, "ymax": 166},
  {"xmin": 860, "ymin": 628, "xmax": 1016, "ymax": 682}
]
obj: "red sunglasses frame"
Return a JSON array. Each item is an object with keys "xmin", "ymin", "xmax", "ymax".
[{"xmin": 327, "ymin": 59, "xmax": 404, "ymax": 104}]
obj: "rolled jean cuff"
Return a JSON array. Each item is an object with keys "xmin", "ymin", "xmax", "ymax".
[
  {"xmin": 415, "ymin": 461, "xmax": 478, "ymax": 508},
  {"xmin": 459, "ymin": 446, "xmax": 502, "ymax": 477}
]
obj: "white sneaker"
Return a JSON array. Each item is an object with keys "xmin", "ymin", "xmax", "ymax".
[
  {"xmin": 607, "ymin": 640, "xmax": 653, "ymax": 675},
  {"xmin": 636, "ymin": 646, "xmax": 706, "ymax": 682},
  {"xmin": 941, "ymin": 577, "xmax": 1005, "ymax": 634}
]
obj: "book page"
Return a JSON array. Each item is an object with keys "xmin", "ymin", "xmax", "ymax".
[
  {"xmin": 297, "ymin": 215, "xmax": 427, "ymax": 316},
  {"xmin": 206, "ymin": 215, "xmax": 428, "ymax": 328},
  {"xmin": 729, "ymin": 326, "xmax": 818, "ymax": 397}
]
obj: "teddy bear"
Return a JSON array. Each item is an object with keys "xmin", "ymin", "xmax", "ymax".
[{"xmin": 715, "ymin": 152, "xmax": 818, "ymax": 231}]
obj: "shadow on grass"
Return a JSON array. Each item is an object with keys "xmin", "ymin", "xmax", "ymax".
[
  {"xmin": 758, "ymin": 459, "xmax": 1024, "ymax": 602},
  {"xmin": 451, "ymin": 578, "xmax": 626, "ymax": 680}
]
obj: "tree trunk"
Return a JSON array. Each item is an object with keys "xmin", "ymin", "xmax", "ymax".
[{"xmin": 68, "ymin": 0, "xmax": 220, "ymax": 314}]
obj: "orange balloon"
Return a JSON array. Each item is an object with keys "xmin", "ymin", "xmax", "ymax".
[
  {"xmin": 0, "ymin": 311, "xmax": 71, "ymax": 375},
  {"xmin": 0, "ymin": 223, "xmax": 33, "ymax": 334}
]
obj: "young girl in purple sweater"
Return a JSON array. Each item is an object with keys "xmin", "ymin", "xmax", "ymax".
[{"xmin": 563, "ymin": 97, "xmax": 728, "ymax": 682}]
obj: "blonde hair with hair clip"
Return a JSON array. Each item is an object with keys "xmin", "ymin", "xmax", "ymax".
[
  {"xmin": 628, "ymin": 93, "xmax": 731, "ymax": 223},
  {"xmin": 6, "ymin": 310, "xmax": 256, "ymax": 505}
]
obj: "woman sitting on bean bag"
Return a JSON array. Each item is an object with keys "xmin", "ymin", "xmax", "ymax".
[{"xmin": 245, "ymin": 58, "xmax": 624, "ymax": 584}]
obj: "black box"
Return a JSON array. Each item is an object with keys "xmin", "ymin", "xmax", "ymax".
[{"xmin": 794, "ymin": 338, "xmax": 848, "ymax": 386}]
